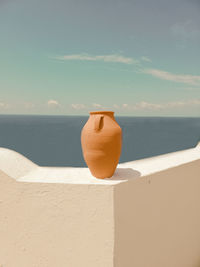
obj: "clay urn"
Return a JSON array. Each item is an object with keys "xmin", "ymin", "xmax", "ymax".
[{"xmin": 81, "ymin": 111, "xmax": 122, "ymax": 179}]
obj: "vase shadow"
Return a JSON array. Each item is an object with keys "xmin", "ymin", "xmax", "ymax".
[{"xmin": 108, "ymin": 168, "xmax": 141, "ymax": 181}]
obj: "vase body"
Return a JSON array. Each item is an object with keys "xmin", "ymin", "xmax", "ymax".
[{"xmin": 81, "ymin": 111, "xmax": 122, "ymax": 179}]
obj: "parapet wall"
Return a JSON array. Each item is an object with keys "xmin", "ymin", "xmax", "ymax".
[
  {"xmin": 0, "ymin": 143, "xmax": 200, "ymax": 267},
  {"xmin": 115, "ymin": 159, "xmax": 200, "ymax": 267}
]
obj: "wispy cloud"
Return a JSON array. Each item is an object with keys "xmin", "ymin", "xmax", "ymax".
[
  {"xmin": 141, "ymin": 56, "xmax": 152, "ymax": 63},
  {"xmin": 118, "ymin": 99, "xmax": 200, "ymax": 111},
  {"xmin": 143, "ymin": 68, "xmax": 200, "ymax": 86},
  {"xmin": 47, "ymin": 100, "xmax": 61, "ymax": 108},
  {"xmin": 0, "ymin": 102, "xmax": 9, "ymax": 109},
  {"xmin": 122, "ymin": 104, "xmax": 129, "ymax": 108},
  {"xmin": 71, "ymin": 103, "xmax": 106, "ymax": 110},
  {"xmin": 92, "ymin": 103, "xmax": 105, "ymax": 109},
  {"xmin": 133, "ymin": 101, "xmax": 163, "ymax": 110},
  {"xmin": 113, "ymin": 104, "xmax": 120, "ymax": 109},
  {"xmin": 24, "ymin": 102, "xmax": 35, "ymax": 109},
  {"xmin": 70, "ymin": 100, "xmax": 200, "ymax": 113},
  {"xmin": 71, "ymin": 103, "xmax": 86, "ymax": 110},
  {"xmin": 54, "ymin": 53, "xmax": 200, "ymax": 87},
  {"xmin": 54, "ymin": 54, "xmax": 139, "ymax": 65},
  {"xmin": 0, "ymin": 102, "xmax": 5, "ymax": 108},
  {"xmin": 166, "ymin": 99, "xmax": 200, "ymax": 108}
]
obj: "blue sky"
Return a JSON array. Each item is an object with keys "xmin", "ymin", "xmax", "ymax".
[{"xmin": 0, "ymin": 0, "xmax": 200, "ymax": 116}]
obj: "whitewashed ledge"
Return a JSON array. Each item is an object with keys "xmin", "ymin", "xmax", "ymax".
[
  {"xmin": 0, "ymin": 142, "xmax": 199, "ymax": 184},
  {"xmin": 0, "ymin": 143, "xmax": 200, "ymax": 267}
]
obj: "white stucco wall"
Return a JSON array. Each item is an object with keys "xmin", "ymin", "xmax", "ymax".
[
  {"xmin": 0, "ymin": 143, "xmax": 200, "ymax": 267},
  {"xmin": 115, "ymin": 159, "xmax": 200, "ymax": 267},
  {"xmin": 0, "ymin": 170, "xmax": 115, "ymax": 267}
]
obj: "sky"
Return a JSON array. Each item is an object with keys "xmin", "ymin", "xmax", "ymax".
[{"xmin": 0, "ymin": 0, "xmax": 200, "ymax": 116}]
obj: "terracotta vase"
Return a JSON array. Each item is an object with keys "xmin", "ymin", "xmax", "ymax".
[{"xmin": 81, "ymin": 111, "xmax": 122, "ymax": 179}]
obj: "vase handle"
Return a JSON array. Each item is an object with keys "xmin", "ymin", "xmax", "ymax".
[{"xmin": 94, "ymin": 115, "xmax": 104, "ymax": 131}]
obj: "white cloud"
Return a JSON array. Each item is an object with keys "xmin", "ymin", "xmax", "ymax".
[
  {"xmin": 0, "ymin": 102, "xmax": 6, "ymax": 108},
  {"xmin": 54, "ymin": 54, "xmax": 138, "ymax": 65},
  {"xmin": 134, "ymin": 101, "xmax": 163, "ymax": 110},
  {"xmin": 113, "ymin": 104, "xmax": 120, "ymax": 109},
  {"xmin": 143, "ymin": 68, "xmax": 200, "ymax": 86},
  {"xmin": 141, "ymin": 56, "xmax": 152, "ymax": 63},
  {"xmin": 92, "ymin": 103, "xmax": 104, "ymax": 109},
  {"xmin": 71, "ymin": 103, "xmax": 86, "ymax": 110},
  {"xmin": 119, "ymin": 102, "xmax": 162, "ymax": 111},
  {"xmin": 47, "ymin": 99, "xmax": 60, "ymax": 108},
  {"xmin": 24, "ymin": 102, "xmax": 35, "ymax": 109},
  {"xmin": 118, "ymin": 99, "xmax": 200, "ymax": 111},
  {"xmin": 122, "ymin": 104, "xmax": 129, "ymax": 108},
  {"xmin": 166, "ymin": 99, "xmax": 200, "ymax": 108},
  {"xmin": 0, "ymin": 102, "xmax": 9, "ymax": 109},
  {"xmin": 70, "ymin": 99, "xmax": 200, "ymax": 113}
]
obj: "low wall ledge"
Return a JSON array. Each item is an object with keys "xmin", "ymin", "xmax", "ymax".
[
  {"xmin": 0, "ymin": 142, "xmax": 199, "ymax": 185},
  {"xmin": 0, "ymin": 143, "xmax": 200, "ymax": 267}
]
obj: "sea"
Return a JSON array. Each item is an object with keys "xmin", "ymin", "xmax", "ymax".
[{"xmin": 0, "ymin": 115, "xmax": 199, "ymax": 167}]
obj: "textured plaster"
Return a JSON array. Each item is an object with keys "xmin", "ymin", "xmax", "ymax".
[
  {"xmin": 114, "ymin": 159, "xmax": 200, "ymax": 267},
  {"xmin": 0, "ymin": 170, "xmax": 115, "ymax": 267},
  {"xmin": 0, "ymin": 143, "xmax": 200, "ymax": 266}
]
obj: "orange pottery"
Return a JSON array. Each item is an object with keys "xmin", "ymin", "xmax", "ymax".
[{"xmin": 81, "ymin": 111, "xmax": 122, "ymax": 179}]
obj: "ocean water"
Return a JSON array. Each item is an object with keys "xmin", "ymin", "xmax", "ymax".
[{"xmin": 0, "ymin": 115, "xmax": 199, "ymax": 167}]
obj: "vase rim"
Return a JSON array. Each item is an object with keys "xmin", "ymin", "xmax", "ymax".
[{"xmin": 90, "ymin": 111, "xmax": 114, "ymax": 115}]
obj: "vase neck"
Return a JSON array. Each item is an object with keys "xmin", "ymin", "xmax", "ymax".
[{"xmin": 90, "ymin": 111, "xmax": 114, "ymax": 119}]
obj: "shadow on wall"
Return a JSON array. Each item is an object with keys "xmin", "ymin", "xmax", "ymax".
[{"xmin": 110, "ymin": 168, "xmax": 141, "ymax": 181}]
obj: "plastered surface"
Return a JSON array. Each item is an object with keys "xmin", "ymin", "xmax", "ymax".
[
  {"xmin": 0, "ymin": 143, "xmax": 200, "ymax": 267},
  {"xmin": 0, "ymin": 170, "xmax": 114, "ymax": 267},
  {"xmin": 115, "ymin": 159, "xmax": 200, "ymax": 267}
]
